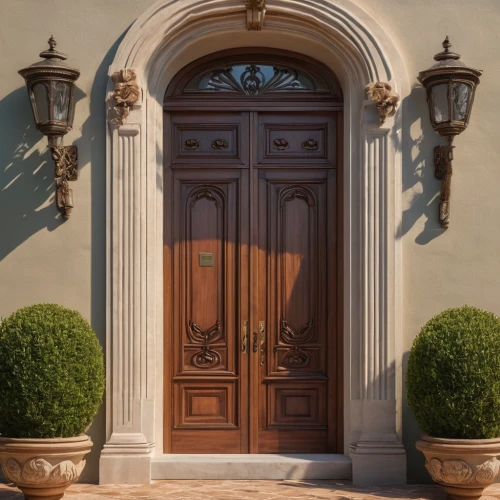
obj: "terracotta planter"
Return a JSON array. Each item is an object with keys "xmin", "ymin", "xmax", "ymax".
[
  {"xmin": 0, "ymin": 434, "xmax": 92, "ymax": 500},
  {"xmin": 417, "ymin": 435, "xmax": 500, "ymax": 500}
]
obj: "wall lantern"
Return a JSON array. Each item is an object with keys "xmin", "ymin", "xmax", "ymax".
[
  {"xmin": 18, "ymin": 36, "xmax": 80, "ymax": 219},
  {"xmin": 418, "ymin": 36, "xmax": 482, "ymax": 228}
]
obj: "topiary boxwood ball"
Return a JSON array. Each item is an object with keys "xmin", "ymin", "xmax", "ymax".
[
  {"xmin": 0, "ymin": 304, "xmax": 105, "ymax": 438},
  {"xmin": 407, "ymin": 305, "xmax": 500, "ymax": 439}
]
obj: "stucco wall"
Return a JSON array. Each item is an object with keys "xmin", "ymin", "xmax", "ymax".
[{"xmin": 1, "ymin": 0, "xmax": 499, "ymax": 484}]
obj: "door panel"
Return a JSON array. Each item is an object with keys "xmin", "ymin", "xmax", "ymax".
[
  {"xmin": 168, "ymin": 112, "xmax": 249, "ymax": 166},
  {"xmin": 164, "ymin": 111, "xmax": 339, "ymax": 454},
  {"xmin": 167, "ymin": 169, "xmax": 249, "ymax": 453},
  {"xmin": 257, "ymin": 113, "xmax": 336, "ymax": 166},
  {"xmin": 256, "ymin": 169, "xmax": 336, "ymax": 453}
]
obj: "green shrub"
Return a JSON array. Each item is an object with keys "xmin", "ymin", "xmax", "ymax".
[
  {"xmin": 0, "ymin": 304, "xmax": 105, "ymax": 438},
  {"xmin": 407, "ymin": 305, "xmax": 500, "ymax": 439}
]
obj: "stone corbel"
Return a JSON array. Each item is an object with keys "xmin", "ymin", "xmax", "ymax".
[
  {"xmin": 109, "ymin": 69, "xmax": 141, "ymax": 127},
  {"xmin": 365, "ymin": 82, "xmax": 400, "ymax": 124},
  {"xmin": 246, "ymin": 0, "xmax": 266, "ymax": 30}
]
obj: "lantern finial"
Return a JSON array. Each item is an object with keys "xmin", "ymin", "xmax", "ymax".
[
  {"xmin": 434, "ymin": 35, "xmax": 461, "ymax": 61},
  {"xmin": 39, "ymin": 35, "xmax": 68, "ymax": 61},
  {"xmin": 442, "ymin": 36, "xmax": 451, "ymax": 53}
]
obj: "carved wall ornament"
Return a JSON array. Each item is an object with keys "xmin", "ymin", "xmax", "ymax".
[
  {"xmin": 365, "ymin": 82, "xmax": 400, "ymax": 124},
  {"xmin": 52, "ymin": 145, "xmax": 78, "ymax": 219},
  {"xmin": 110, "ymin": 69, "xmax": 141, "ymax": 127},
  {"xmin": 246, "ymin": 0, "xmax": 266, "ymax": 31}
]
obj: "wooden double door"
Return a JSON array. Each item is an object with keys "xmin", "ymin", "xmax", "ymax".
[{"xmin": 164, "ymin": 110, "xmax": 341, "ymax": 454}]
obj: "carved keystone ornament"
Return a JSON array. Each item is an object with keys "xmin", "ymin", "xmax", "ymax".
[
  {"xmin": 110, "ymin": 69, "xmax": 141, "ymax": 127},
  {"xmin": 246, "ymin": 0, "xmax": 266, "ymax": 30},
  {"xmin": 365, "ymin": 81, "xmax": 400, "ymax": 124}
]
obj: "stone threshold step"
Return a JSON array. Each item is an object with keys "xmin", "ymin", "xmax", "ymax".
[{"xmin": 151, "ymin": 454, "xmax": 352, "ymax": 480}]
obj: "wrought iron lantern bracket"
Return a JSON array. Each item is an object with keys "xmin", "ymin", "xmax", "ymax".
[
  {"xmin": 418, "ymin": 36, "xmax": 482, "ymax": 228},
  {"xmin": 19, "ymin": 36, "xmax": 80, "ymax": 219}
]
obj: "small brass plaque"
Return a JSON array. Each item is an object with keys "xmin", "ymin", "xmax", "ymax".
[{"xmin": 199, "ymin": 252, "xmax": 214, "ymax": 267}]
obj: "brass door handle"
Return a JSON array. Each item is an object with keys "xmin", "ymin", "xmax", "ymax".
[
  {"xmin": 241, "ymin": 320, "xmax": 249, "ymax": 353},
  {"xmin": 253, "ymin": 332, "xmax": 258, "ymax": 353},
  {"xmin": 259, "ymin": 321, "xmax": 266, "ymax": 366}
]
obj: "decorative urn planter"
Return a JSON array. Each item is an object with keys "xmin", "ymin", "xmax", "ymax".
[
  {"xmin": 417, "ymin": 436, "xmax": 500, "ymax": 500},
  {"xmin": 0, "ymin": 435, "xmax": 92, "ymax": 500}
]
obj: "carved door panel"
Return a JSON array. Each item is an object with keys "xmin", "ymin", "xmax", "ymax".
[
  {"xmin": 255, "ymin": 168, "xmax": 338, "ymax": 453},
  {"xmin": 165, "ymin": 110, "xmax": 340, "ymax": 454},
  {"xmin": 166, "ymin": 167, "xmax": 250, "ymax": 453}
]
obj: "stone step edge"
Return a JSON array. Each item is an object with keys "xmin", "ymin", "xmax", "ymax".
[{"xmin": 151, "ymin": 454, "xmax": 352, "ymax": 480}]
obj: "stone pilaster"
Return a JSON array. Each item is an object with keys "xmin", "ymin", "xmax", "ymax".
[
  {"xmin": 100, "ymin": 123, "xmax": 155, "ymax": 485},
  {"xmin": 350, "ymin": 105, "xmax": 406, "ymax": 486}
]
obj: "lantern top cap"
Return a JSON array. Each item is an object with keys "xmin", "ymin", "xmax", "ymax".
[
  {"xmin": 18, "ymin": 36, "xmax": 80, "ymax": 80},
  {"xmin": 434, "ymin": 36, "xmax": 461, "ymax": 62},
  {"xmin": 39, "ymin": 35, "xmax": 68, "ymax": 61}
]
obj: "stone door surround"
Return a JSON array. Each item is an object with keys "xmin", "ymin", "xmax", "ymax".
[{"xmin": 101, "ymin": 0, "xmax": 409, "ymax": 486}]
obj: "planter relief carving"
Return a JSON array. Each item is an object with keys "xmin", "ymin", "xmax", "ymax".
[
  {"xmin": 1, "ymin": 457, "xmax": 85, "ymax": 485},
  {"xmin": 426, "ymin": 457, "xmax": 500, "ymax": 485}
]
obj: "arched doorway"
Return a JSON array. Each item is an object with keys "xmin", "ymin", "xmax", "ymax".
[
  {"xmin": 101, "ymin": 0, "xmax": 409, "ymax": 485},
  {"xmin": 163, "ymin": 49, "xmax": 343, "ymax": 454}
]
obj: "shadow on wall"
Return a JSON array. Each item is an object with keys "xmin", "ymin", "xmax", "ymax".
[
  {"xmin": 0, "ymin": 30, "xmax": 128, "ymax": 484},
  {"xmin": 400, "ymin": 85, "xmax": 446, "ymax": 245},
  {"xmin": 0, "ymin": 87, "xmax": 87, "ymax": 260}
]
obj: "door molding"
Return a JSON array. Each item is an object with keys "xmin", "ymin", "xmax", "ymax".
[{"xmin": 101, "ymin": 0, "xmax": 410, "ymax": 486}]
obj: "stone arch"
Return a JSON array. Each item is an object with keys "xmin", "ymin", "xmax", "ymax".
[{"xmin": 102, "ymin": 0, "xmax": 409, "ymax": 486}]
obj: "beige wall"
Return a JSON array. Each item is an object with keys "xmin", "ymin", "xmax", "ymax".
[{"xmin": 1, "ymin": 0, "xmax": 499, "ymax": 483}]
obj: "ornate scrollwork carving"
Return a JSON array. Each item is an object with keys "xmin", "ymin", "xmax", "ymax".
[
  {"xmin": 426, "ymin": 457, "xmax": 500, "ymax": 485},
  {"xmin": 246, "ymin": 0, "xmax": 266, "ymax": 31},
  {"xmin": 184, "ymin": 139, "xmax": 200, "ymax": 150},
  {"xmin": 212, "ymin": 139, "xmax": 229, "ymax": 150},
  {"xmin": 191, "ymin": 346, "xmax": 221, "ymax": 369},
  {"xmin": 204, "ymin": 65, "xmax": 316, "ymax": 95},
  {"xmin": 365, "ymin": 81, "xmax": 400, "ymax": 124},
  {"xmin": 187, "ymin": 321, "xmax": 223, "ymax": 369},
  {"xmin": 188, "ymin": 320, "xmax": 223, "ymax": 344},
  {"xmin": 273, "ymin": 138, "xmax": 289, "ymax": 150},
  {"xmin": 1, "ymin": 458, "xmax": 85, "ymax": 486},
  {"xmin": 281, "ymin": 318, "xmax": 315, "ymax": 345},
  {"xmin": 188, "ymin": 187, "xmax": 224, "ymax": 208},
  {"xmin": 301, "ymin": 139, "xmax": 319, "ymax": 151},
  {"xmin": 279, "ymin": 185, "xmax": 316, "ymax": 207},
  {"xmin": 52, "ymin": 145, "xmax": 78, "ymax": 219},
  {"xmin": 282, "ymin": 347, "xmax": 310, "ymax": 369},
  {"xmin": 110, "ymin": 69, "xmax": 140, "ymax": 127}
]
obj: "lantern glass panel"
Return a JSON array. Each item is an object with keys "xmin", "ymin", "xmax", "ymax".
[
  {"xmin": 32, "ymin": 83, "xmax": 50, "ymax": 122},
  {"xmin": 53, "ymin": 81, "xmax": 71, "ymax": 122},
  {"xmin": 452, "ymin": 83, "xmax": 471, "ymax": 122},
  {"xmin": 431, "ymin": 83, "xmax": 449, "ymax": 123}
]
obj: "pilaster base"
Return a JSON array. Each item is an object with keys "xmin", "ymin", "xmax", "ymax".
[
  {"xmin": 350, "ymin": 440, "xmax": 407, "ymax": 486},
  {"xmin": 99, "ymin": 433, "xmax": 153, "ymax": 484}
]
